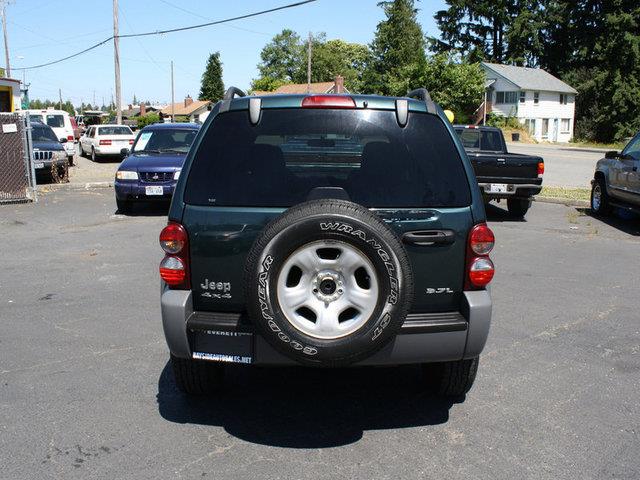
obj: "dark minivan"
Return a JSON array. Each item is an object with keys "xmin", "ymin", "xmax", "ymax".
[{"xmin": 159, "ymin": 89, "xmax": 495, "ymax": 399}]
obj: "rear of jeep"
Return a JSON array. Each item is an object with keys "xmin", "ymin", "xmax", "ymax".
[{"xmin": 160, "ymin": 89, "xmax": 494, "ymax": 398}]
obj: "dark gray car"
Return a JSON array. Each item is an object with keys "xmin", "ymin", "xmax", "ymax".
[{"xmin": 591, "ymin": 132, "xmax": 640, "ymax": 215}]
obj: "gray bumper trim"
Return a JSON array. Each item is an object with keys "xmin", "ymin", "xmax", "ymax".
[
  {"xmin": 160, "ymin": 288, "xmax": 492, "ymax": 364},
  {"xmin": 462, "ymin": 290, "xmax": 492, "ymax": 359},
  {"xmin": 160, "ymin": 284, "xmax": 192, "ymax": 359}
]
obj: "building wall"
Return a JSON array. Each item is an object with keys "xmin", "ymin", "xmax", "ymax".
[
  {"xmin": 0, "ymin": 79, "xmax": 22, "ymax": 112},
  {"xmin": 517, "ymin": 90, "xmax": 575, "ymax": 142},
  {"xmin": 486, "ymin": 76, "xmax": 520, "ymax": 117}
]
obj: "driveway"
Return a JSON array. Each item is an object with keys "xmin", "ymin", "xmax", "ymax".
[
  {"xmin": 507, "ymin": 143, "xmax": 603, "ymax": 188},
  {"xmin": 1, "ymin": 190, "xmax": 639, "ymax": 479}
]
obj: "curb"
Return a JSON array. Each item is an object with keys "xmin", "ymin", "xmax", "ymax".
[
  {"xmin": 534, "ymin": 196, "xmax": 590, "ymax": 208},
  {"xmin": 37, "ymin": 181, "xmax": 113, "ymax": 192}
]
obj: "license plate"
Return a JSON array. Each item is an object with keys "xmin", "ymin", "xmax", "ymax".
[
  {"xmin": 487, "ymin": 183, "xmax": 508, "ymax": 193},
  {"xmin": 192, "ymin": 330, "xmax": 253, "ymax": 364},
  {"xmin": 34, "ymin": 162, "xmax": 44, "ymax": 169},
  {"xmin": 145, "ymin": 186, "xmax": 163, "ymax": 196}
]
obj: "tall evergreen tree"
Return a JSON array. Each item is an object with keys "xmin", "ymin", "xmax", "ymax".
[
  {"xmin": 363, "ymin": 0, "xmax": 427, "ymax": 95},
  {"xmin": 199, "ymin": 52, "xmax": 225, "ymax": 102}
]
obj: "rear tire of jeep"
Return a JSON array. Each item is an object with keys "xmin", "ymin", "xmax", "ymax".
[
  {"xmin": 170, "ymin": 354, "xmax": 224, "ymax": 395},
  {"xmin": 507, "ymin": 198, "xmax": 530, "ymax": 218},
  {"xmin": 245, "ymin": 199, "xmax": 413, "ymax": 367},
  {"xmin": 424, "ymin": 356, "xmax": 479, "ymax": 398}
]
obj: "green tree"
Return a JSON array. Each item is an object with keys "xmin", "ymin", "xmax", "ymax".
[
  {"xmin": 362, "ymin": 0, "xmax": 427, "ymax": 95},
  {"xmin": 199, "ymin": 52, "xmax": 225, "ymax": 102},
  {"xmin": 250, "ymin": 76, "xmax": 288, "ymax": 93},
  {"xmin": 132, "ymin": 93, "xmax": 138, "ymax": 105},
  {"xmin": 304, "ymin": 38, "xmax": 371, "ymax": 92},
  {"xmin": 255, "ymin": 29, "xmax": 304, "ymax": 84}
]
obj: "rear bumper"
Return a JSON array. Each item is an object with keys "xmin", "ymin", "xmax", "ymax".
[
  {"xmin": 161, "ymin": 285, "xmax": 492, "ymax": 365},
  {"xmin": 479, "ymin": 182, "xmax": 542, "ymax": 199}
]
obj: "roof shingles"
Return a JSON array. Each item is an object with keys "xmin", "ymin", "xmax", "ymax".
[{"xmin": 482, "ymin": 62, "xmax": 577, "ymax": 94}]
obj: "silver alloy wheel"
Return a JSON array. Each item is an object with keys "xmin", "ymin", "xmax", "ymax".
[
  {"xmin": 592, "ymin": 183, "xmax": 601, "ymax": 211},
  {"xmin": 276, "ymin": 240, "xmax": 380, "ymax": 340}
]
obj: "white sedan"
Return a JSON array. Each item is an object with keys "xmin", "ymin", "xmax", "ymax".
[{"xmin": 79, "ymin": 125, "xmax": 135, "ymax": 161}]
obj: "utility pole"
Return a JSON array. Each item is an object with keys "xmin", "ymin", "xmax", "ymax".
[
  {"xmin": 1, "ymin": 1, "xmax": 11, "ymax": 77},
  {"xmin": 170, "ymin": 60, "xmax": 175, "ymax": 123},
  {"xmin": 306, "ymin": 32, "xmax": 312, "ymax": 93},
  {"xmin": 113, "ymin": 0, "xmax": 122, "ymax": 124},
  {"xmin": 58, "ymin": 88, "xmax": 62, "ymax": 110}
]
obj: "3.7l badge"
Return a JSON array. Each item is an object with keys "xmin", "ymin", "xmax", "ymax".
[{"xmin": 426, "ymin": 287, "xmax": 454, "ymax": 294}]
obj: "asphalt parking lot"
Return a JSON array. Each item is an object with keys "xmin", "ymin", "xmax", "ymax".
[{"xmin": 1, "ymin": 190, "xmax": 639, "ymax": 480}]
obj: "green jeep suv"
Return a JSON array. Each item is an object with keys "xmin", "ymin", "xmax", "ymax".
[{"xmin": 159, "ymin": 88, "xmax": 495, "ymax": 398}]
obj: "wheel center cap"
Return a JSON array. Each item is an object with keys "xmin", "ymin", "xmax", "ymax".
[
  {"xmin": 312, "ymin": 270, "xmax": 344, "ymax": 303},
  {"xmin": 320, "ymin": 279, "xmax": 336, "ymax": 295}
]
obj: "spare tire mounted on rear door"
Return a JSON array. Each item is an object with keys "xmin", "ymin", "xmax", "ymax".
[{"xmin": 245, "ymin": 199, "xmax": 413, "ymax": 366}]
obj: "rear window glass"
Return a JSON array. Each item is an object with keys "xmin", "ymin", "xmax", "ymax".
[
  {"xmin": 185, "ymin": 109, "xmax": 471, "ymax": 208},
  {"xmin": 46, "ymin": 115, "xmax": 65, "ymax": 128},
  {"xmin": 99, "ymin": 126, "xmax": 132, "ymax": 135},
  {"xmin": 455, "ymin": 128, "xmax": 503, "ymax": 151}
]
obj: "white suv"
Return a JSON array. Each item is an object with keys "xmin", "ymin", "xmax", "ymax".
[
  {"xmin": 79, "ymin": 125, "xmax": 135, "ymax": 161},
  {"xmin": 28, "ymin": 109, "xmax": 76, "ymax": 162}
]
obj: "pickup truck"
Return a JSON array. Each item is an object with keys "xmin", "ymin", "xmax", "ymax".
[
  {"xmin": 454, "ymin": 125, "xmax": 544, "ymax": 218},
  {"xmin": 590, "ymin": 131, "xmax": 640, "ymax": 216}
]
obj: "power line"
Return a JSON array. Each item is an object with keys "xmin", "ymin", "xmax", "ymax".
[
  {"xmin": 157, "ymin": 0, "xmax": 273, "ymax": 36},
  {"xmin": 13, "ymin": 0, "xmax": 317, "ymax": 71}
]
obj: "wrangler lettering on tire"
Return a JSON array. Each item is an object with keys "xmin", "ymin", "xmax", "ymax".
[{"xmin": 245, "ymin": 199, "xmax": 413, "ymax": 366}]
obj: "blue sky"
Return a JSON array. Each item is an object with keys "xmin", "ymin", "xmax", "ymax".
[{"xmin": 7, "ymin": 0, "xmax": 447, "ymax": 107}]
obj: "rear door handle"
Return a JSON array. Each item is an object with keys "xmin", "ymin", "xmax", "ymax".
[{"xmin": 402, "ymin": 230, "xmax": 456, "ymax": 246}]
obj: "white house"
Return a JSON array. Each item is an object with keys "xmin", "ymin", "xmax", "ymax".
[{"xmin": 481, "ymin": 62, "xmax": 577, "ymax": 143}]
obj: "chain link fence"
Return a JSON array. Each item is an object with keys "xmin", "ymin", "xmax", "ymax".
[{"xmin": 0, "ymin": 112, "xmax": 36, "ymax": 204}]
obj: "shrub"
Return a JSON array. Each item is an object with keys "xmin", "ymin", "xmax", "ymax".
[{"xmin": 137, "ymin": 113, "xmax": 161, "ymax": 129}]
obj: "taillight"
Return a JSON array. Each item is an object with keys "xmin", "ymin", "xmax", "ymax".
[
  {"xmin": 159, "ymin": 222, "xmax": 190, "ymax": 288},
  {"xmin": 537, "ymin": 162, "xmax": 544, "ymax": 176},
  {"xmin": 465, "ymin": 223, "xmax": 495, "ymax": 289},
  {"xmin": 469, "ymin": 223, "xmax": 495, "ymax": 255},
  {"xmin": 67, "ymin": 135, "xmax": 74, "ymax": 141},
  {"xmin": 129, "ymin": 139, "xmax": 134, "ymax": 145},
  {"xmin": 302, "ymin": 95, "xmax": 356, "ymax": 109},
  {"xmin": 160, "ymin": 223, "xmax": 187, "ymax": 254},
  {"xmin": 469, "ymin": 257, "xmax": 495, "ymax": 286},
  {"xmin": 159, "ymin": 256, "xmax": 186, "ymax": 285},
  {"xmin": 99, "ymin": 139, "xmax": 112, "ymax": 145}
]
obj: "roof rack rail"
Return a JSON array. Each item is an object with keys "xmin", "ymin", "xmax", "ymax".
[
  {"xmin": 406, "ymin": 87, "xmax": 437, "ymax": 114},
  {"xmin": 223, "ymin": 87, "xmax": 247, "ymax": 101},
  {"xmin": 219, "ymin": 87, "xmax": 247, "ymax": 113},
  {"xmin": 406, "ymin": 88, "xmax": 432, "ymax": 102}
]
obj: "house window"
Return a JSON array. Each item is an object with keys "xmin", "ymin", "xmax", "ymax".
[
  {"xmin": 495, "ymin": 91, "xmax": 518, "ymax": 104},
  {"xmin": 534, "ymin": 92, "xmax": 540, "ymax": 105},
  {"xmin": 542, "ymin": 118, "xmax": 549, "ymax": 138},
  {"xmin": 519, "ymin": 91, "xmax": 526, "ymax": 103},
  {"xmin": 561, "ymin": 118, "xmax": 570, "ymax": 133},
  {"xmin": 524, "ymin": 118, "xmax": 536, "ymax": 135},
  {"xmin": 559, "ymin": 94, "xmax": 568, "ymax": 105}
]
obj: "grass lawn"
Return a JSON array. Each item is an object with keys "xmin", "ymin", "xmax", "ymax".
[{"xmin": 540, "ymin": 186, "xmax": 591, "ymax": 201}]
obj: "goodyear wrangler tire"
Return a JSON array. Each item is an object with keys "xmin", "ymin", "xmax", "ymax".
[{"xmin": 245, "ymin": 199, "xmax": 413, "ymax": 366}]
